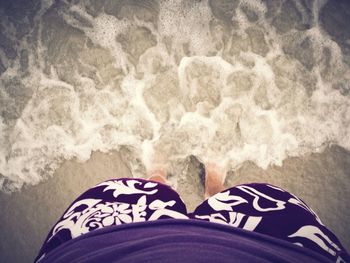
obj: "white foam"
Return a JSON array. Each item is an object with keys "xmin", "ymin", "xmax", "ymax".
[
  {"xmin": 158, "ymin": 0, "xmax": 216, "ymax": 55},
  {"xmin": 0, "ymin": 0, "xmax": 350, "ymax": 192}
]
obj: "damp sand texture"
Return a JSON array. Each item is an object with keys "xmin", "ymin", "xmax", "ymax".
[{"xmin": 0, "ymin": 0, "xmax": 349, "ymax": 262}]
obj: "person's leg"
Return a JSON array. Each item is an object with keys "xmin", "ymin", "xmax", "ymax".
[
  {"xmin": 35, "ymin": 177, "xmax": 188, "ymax": 262},
  {"xmin": 191, "ymin": 182, "xmax": 349, "ymax": 262},
  {"xmin": 203, "ymin": 162, "xmax": 226, "ymax": 198},
  {"xmin": 148, "ymin": 169, "xmax": 168, "ymax": 185}
]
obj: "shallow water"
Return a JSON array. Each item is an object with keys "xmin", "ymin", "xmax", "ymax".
[{"xmin": 0, "ymin": 0, "xmax": 350, "ymax": 192}]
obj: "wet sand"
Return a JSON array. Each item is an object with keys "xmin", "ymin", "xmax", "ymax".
[{"xmin": 0, "ymin": 145, "xmax": 349, "ymax": 263}]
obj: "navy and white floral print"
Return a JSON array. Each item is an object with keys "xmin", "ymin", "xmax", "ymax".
[
  {"xmin": 35, "ymin": 178, "xmax": 188, "ymax": 262},
  {"xmin": 191, "ymin": 183, "xmax": 348, "ymax": 262},
  {"xmin": 35, "ymin": 180, "xmax": 349, "ymax": 263}
]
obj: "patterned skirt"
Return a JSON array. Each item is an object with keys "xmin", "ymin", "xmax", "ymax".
[{"xmin": 34, "ymin": 178, "xmax": 349, "ymax": 263}]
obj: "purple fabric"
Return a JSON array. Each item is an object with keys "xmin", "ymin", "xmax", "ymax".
[
  {"xmin": 35, "ymin": 179, "xmax": 350, "ymax": 263},
  {"xmin": 35, "ymin": 178, "xmax": 188, "ymax": 262},
  {"xmin": 190, "ymin": 183, "xmax": 350, "ymax": 262},
  {"xmin": 37, "ymin": 219, "xmax": 334, "ymax": 263}
]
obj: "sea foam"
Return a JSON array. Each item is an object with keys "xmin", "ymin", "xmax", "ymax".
[{"xmin": 0, "ymin": 0, "xmax": 349, "ymax": 192}]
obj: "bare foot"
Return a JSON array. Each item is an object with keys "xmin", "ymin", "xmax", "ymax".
[
  {"xmin": 148, "ymin": 169, "xmax": 168, "ymax": 185},
  {"xmin": 204, "ymin": 162, "xmax": 226, "ymax": 199}
]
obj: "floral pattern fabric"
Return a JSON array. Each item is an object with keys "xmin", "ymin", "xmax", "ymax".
[
  {"xmin": 35, "ymin": 178, "xmax": 188, "ymax": 262},
  {"xmin": 35, "ymin": 180, "xmax": 349, "ymax": 263},
  {"xmin": 190, "ymin": 183, "xmax": 349, "ymax": 263}
]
